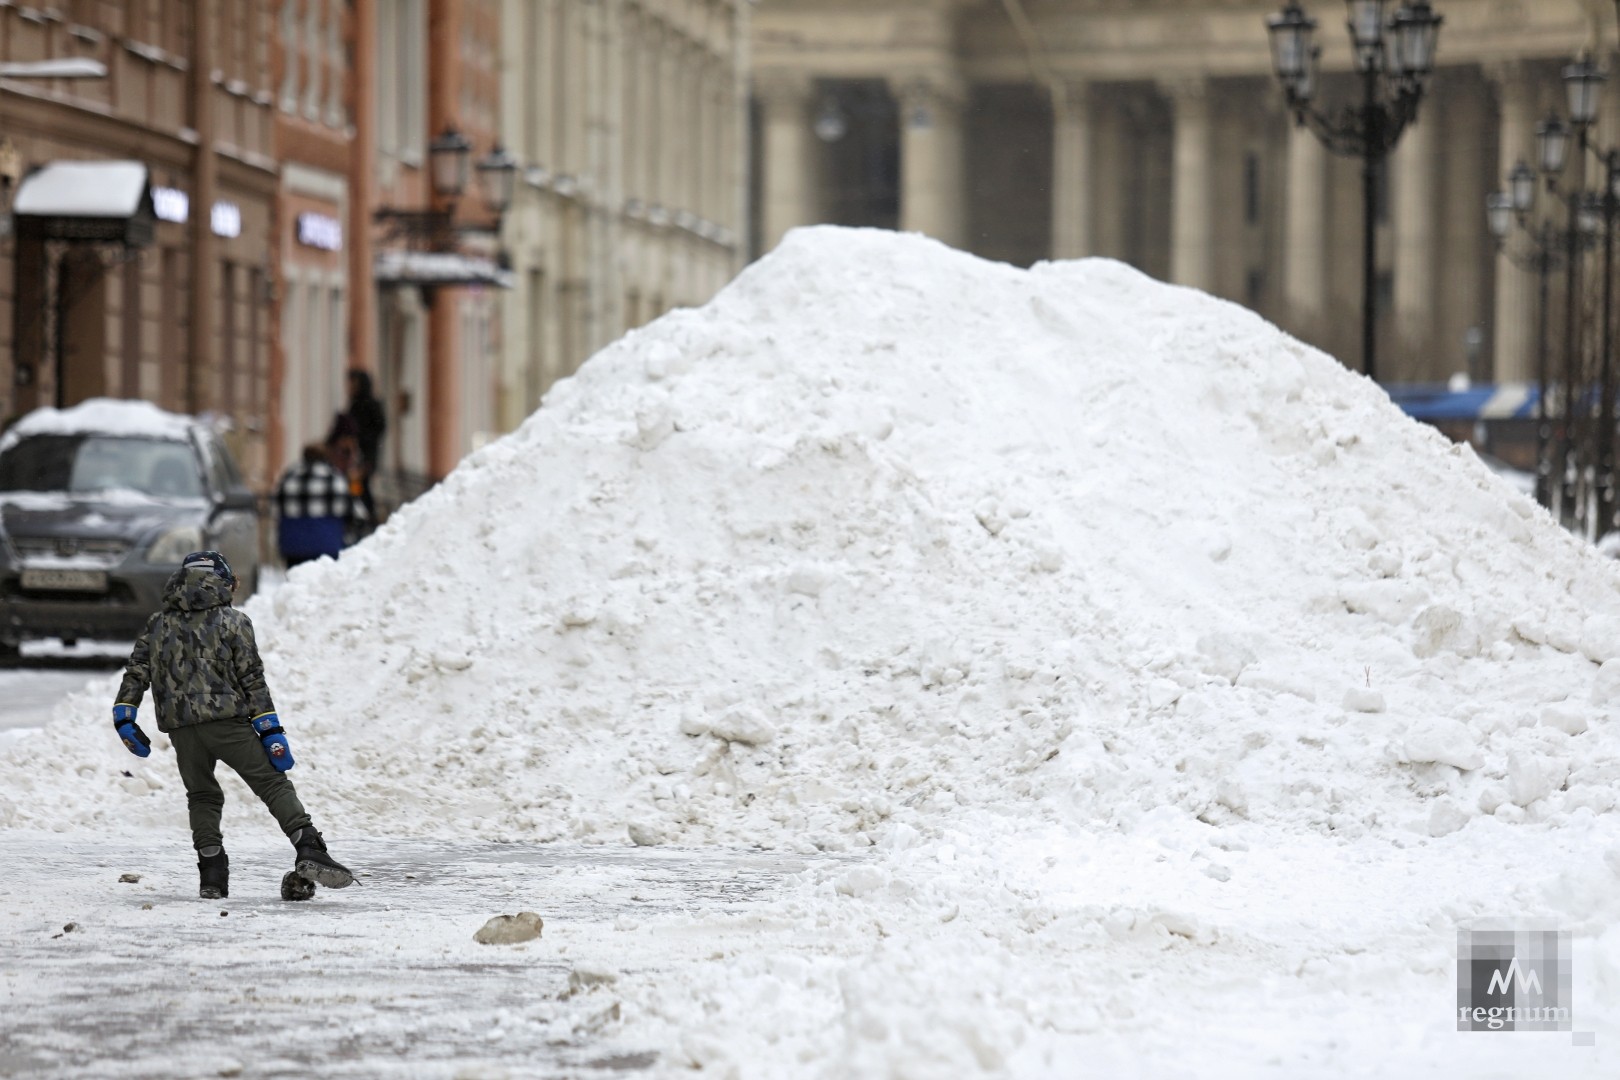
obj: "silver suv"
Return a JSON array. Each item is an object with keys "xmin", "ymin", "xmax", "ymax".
[{"xmin": 0, "ymin": 399, "xmax": 260, "ymax": 655}]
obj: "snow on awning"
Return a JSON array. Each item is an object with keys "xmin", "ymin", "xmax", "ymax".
[
  {"xmin": 12, "ymin": 160, "xmax": 155, "ymax": 247},
  {"xmin": 0, "ymin": 58, "xmax": 108, "ymax": 79},
  {"xmin": 1386, "ymin": 382, "xmax": 1543, "ymax": 421},
  {"xmin": 374, "ymin": 249, "xmax": 514, "ymax": 289}
]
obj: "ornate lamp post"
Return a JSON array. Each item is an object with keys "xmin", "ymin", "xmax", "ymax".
[
  {"xmin": 1487, "ymin": 174, "xmax": 1568, "ymax": 508},
  {"xmin": 375, "ymin": 125, "xmax": 515, "ymax": 248},
  {"xmin": 1267, "ymin": 0, "xmax": 1443, "ymax": 382},
  {"xmin": 1595, "ymin": 155, "xmax": 1620, "ymax": 533},
  {"xmin": 1523, "ymin": 63, "xmax": 1609, "ymax": 525},
  {"xmin": 475, "ymin": 143, "xmax": 520, "ymax": 221}
]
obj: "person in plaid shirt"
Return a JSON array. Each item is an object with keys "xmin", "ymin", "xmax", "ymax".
[{"xmin": 272, "ymin": 443, "xmax": 368, "ymax": 568}]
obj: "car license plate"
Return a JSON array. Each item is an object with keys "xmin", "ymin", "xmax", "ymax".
[{"xmin": 20, "ymin": 568, "xmax": 109, "ymax": 592}]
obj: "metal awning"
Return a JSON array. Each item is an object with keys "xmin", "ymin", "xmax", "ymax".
[
  {"xmin": 1386, "ymin": 383, "xmax": 1541, "ymax": 421},
  {"xmin": 12, "ymin": 160, "xmax": 155, "ymax": 247},
  {"xmin": 374, "ymin": 249, "xmax": 513, "ymax": 289}
]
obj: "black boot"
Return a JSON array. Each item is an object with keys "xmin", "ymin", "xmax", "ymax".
[
  {"xmin": 198, "ymin": 846, "xmax": 229, "ymax": 899},
  {"xmin": 290, "ymin": 826, "xmax": 355, "ymax": 889}
]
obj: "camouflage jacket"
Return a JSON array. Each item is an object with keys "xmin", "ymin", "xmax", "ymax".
[{"xmin": 115, "ymin": 569, "xmax": 276, "ymax": 733}]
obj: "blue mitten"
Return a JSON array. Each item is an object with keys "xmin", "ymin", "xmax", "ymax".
[
  {"xmin": 251, "ymin": 713, "xmax": 295, "ymax": 772},
  {"xmin": 113, "ymin": 704, "xmax": 150, "ymax": 758}
]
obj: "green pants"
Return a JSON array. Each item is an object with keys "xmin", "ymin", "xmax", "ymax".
[{"xmin": 169, "ymin": 719, "xmax": 311, "ymax": 851}]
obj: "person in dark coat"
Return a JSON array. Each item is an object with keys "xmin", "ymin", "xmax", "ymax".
[{"xmin": 342, "ymin": 369, "xmax": 386, "ymax": 520}]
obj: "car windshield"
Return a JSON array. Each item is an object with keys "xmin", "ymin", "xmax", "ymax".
[{"xmin": 0, "ymin": 434, "xmax": 204, "ymax": 499}]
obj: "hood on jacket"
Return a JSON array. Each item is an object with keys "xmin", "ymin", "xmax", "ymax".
[{"xmin": 163, "ymin": 567, "xmax": 234, "ymax": 613}]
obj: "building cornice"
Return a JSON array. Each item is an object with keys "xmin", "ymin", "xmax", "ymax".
[{"xmin": 757, "ymin": 0, "xmax": 1601, "ymax": 85}]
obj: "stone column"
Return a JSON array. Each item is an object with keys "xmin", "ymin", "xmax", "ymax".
[
  {"xmin": 1051, "ymin": 79, "xmax": 1092, "ymax": 260},
  {"xmin": 1091, "ymin": 90, "xmax": 1126, "ymax": 261},
  {"xmin": 893, "ymin": 75, "xmax": 966, "ymax": 248},
  {"xmin": 758, "ymin": 70, "xmax": 814, "ymax": 252},
  {"xmin": 1392, "ymin": 111, "xmax": 1437, "ymax": 371},
  {"xmin": 427, "ymin": 0, "xmax": 464, "ymax": 478},
  {"xmin": 1490, "ymin": 62, "xmax": 1537, "ymax": 382},
  {"xmin": 1164, "ymin": 78, "xmax": 1213, "ymax": 291},
  {"xmin": 1284, "ymin": 116, "xmax": 1328, "ymax": 341}
]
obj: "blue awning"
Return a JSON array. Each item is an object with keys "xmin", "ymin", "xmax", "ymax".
[{"xmin": 1386, "ymin": 383, "xmax": 1543, "ymax": 421}]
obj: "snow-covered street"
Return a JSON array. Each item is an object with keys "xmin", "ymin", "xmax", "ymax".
[
  {"xmin": 0, "ymin": 833, "xmax": 820, "ymax": 1078},
  {"xmin": 6, "ymin": 823, "xmax": 1620, "ymax": 1078}
]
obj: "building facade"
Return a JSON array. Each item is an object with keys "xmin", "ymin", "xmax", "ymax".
[
  {"xmin": 272, "ymin": 0, "xmax": 353, "ymax": 477},
  {"xmin": 495, "ymin": 0, "xmax": 750, "ymax": 431},
  {"xmin": 361, "ymin": 0, "xmax": 504, "ymax": 484},
  {"xmin": 0, "ymin": 1, "xmax": 277, "ymax": 482},
  {"xmin": 751, "ymin": 0, "xmax": 1615, "ymax": 387}
]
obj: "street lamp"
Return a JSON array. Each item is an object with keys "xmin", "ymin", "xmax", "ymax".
[
  {"xmin": 1509, "ymin": 159, "xmax": 1537, "ymax": 214},
  {"xmin": 1530, "ymin": 63, "xmax": 1609, "ymax": 525},
  {"xmin": 376, "ymin": 126, "xmax": 517, "ymax": 249},
  {"xmin": 1266, "ymin": 0, "xmax": 1444, "ymax": 382},
  {"xmin": 1485, "ymin": 181, "xmax": 1569, "ymax": 508},
  {"xmin": 475, "ymin": 143, "xmax": 519, "ymax": 219},
  {"xmin": 428, "ymin": 125, "xmax": 473, "ymax": 202}
]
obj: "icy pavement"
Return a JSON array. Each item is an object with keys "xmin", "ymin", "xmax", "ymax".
[{"xmin": 0, "ymin": 833, "xmax": 822, "ymax": 1079}]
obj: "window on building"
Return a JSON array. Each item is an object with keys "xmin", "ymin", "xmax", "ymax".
[
  {"xmin": 1244, "ymin": 151, "xmax": 1261, "ymax": 226},
  {"xmin": 324, "ymin": 0, "xmax": 345, "ymax": 127},
  {"xmin": 525, "ymin": 1, "xmax": 547, "ymax": 165},
  {"xmin": 160, "ymin": 248, "xmax": 185, "ymax": 409},
  {"xmin": 528, "ymin": 269, "xmax": 546, "ymax": 412},
  {"xmin": 162, "ymin": 0, "xmax": 190, "ymax": 58},
  {"xmin": 330, "ymin": 286, "xmax": 347, "ymax": 415},
  {"xmin": 220, "ymin": 262, "xmax": 238, "ymax": 413},
  {"xmin": 376, "ymin": 0, "xmax": 424, "ymax": 161},
  {"xmin": 302, "ymin": 0, "xmax": 323, "ymax": 120},
  {"xmin": 248, "ymin": 268, "xmax": 263, "ymax": 417},
  {"xmin": 121, "ymin": 258, "xmax": 143, "ymax": 398},
  {"xmin": 399, "ymin": 0, "xmax": 425, "ymax": 160},
  {"xmin": 279, "ymin": 0, "xmax": 298, "ymax": 111}
]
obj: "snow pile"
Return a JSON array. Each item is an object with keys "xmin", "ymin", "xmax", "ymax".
[
  {"xmin": 4, "ymin": 226, "xmax": 1619, "ymax": 854},
  {"xmin": 8, "ymin": 226, "xmax": 1620, "ymax": 1076}
]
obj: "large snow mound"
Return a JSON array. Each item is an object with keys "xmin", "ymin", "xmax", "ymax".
[{"xmin": 5, "ymin": 226, "xmax": 1619, "ymax": 851}]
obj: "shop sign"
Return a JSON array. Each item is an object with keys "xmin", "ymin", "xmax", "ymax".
[
  {"xmin": 211, "ymin": 200, "xmax": 241, "ymax": 238},
  {"xmin": 296, "ymin": 211, "xmax": 343, "ymax": 252},
  {"xmin": 152, "ymin": 186, "xmax": 189, "ymax": 224}
]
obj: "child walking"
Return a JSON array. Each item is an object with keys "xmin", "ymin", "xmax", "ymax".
[{"xmin": 112, "ymin": 550, "xmax": 354, "ymax": 900}]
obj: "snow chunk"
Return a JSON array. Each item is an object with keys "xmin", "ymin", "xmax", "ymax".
[
  {"xmin": 1541, "ymin": 703, "xmax": 1591, "ymax": 736},
  {"xmin": 1581, "ymin": 615, "xmax": 1620, "ymax": 665},
  {"xmin": 1401, "ymin": 718, "xmax": 1482, "ymax": 771},
  {"xmin": 1343, "ymin": 687, "xmax": 1386, "ymax": 713},
  {"xmin": 474, "ymin": 912, "xmax": 544, "ymax": 945},
  {"xmin": 707, "ymin": 706, "xmax": 775, "ymax": 747}
]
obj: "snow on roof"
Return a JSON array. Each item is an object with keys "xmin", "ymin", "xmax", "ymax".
[
  {"xmin": 0, "ymin": 397, "xmax": 197, "ymax": 450},
  {"xmin": 12, "ymin": 160, "xmax": 148, "ymax": 218}
]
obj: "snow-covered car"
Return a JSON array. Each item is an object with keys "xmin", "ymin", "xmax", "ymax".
[{"xmin": 0, "ymin": 399, "xmax": 260, "ymax": 655}]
